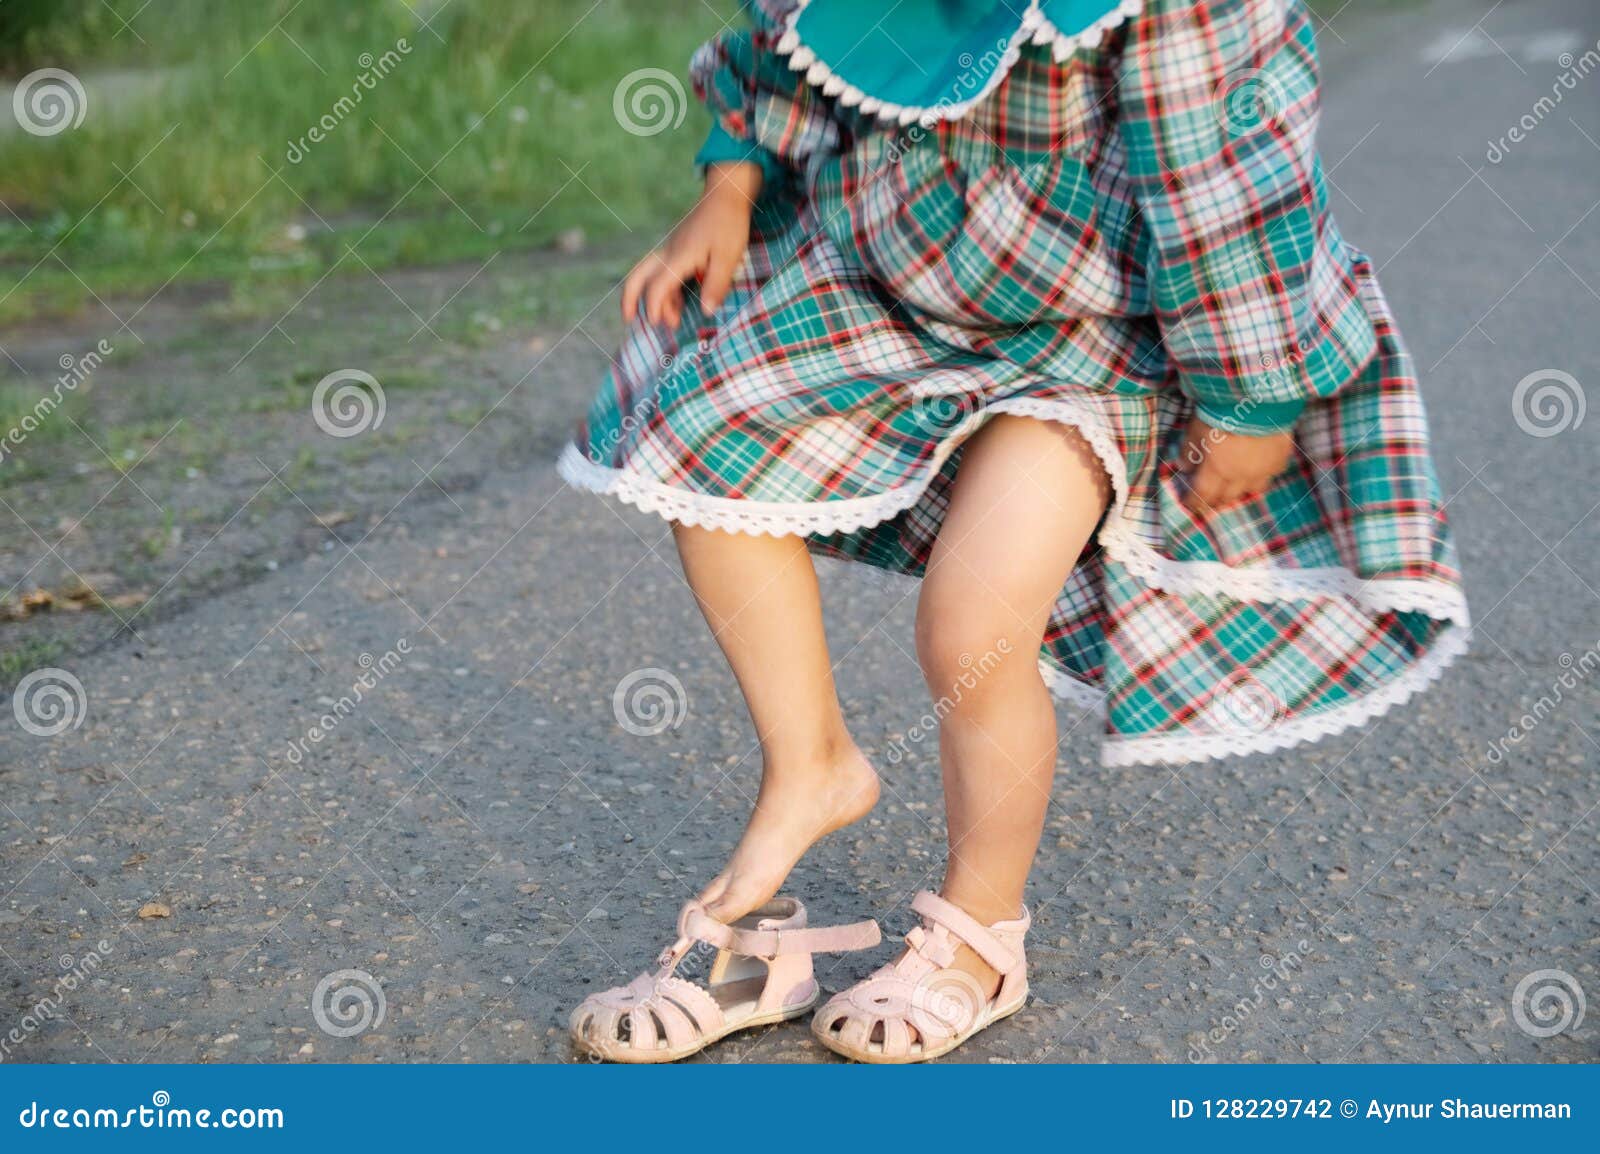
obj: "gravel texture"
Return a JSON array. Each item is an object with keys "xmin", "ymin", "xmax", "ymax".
[{"xmin": 1, "ymin": 0, "xmax": 1596, "ymax": 1064}]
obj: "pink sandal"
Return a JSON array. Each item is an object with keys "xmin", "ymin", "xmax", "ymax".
[
  {"xmin": 811, "ymin": 891, "xmax": 1030, "ymax": 1063},
  {"xmin": 569, "ymin": 897, "xmax": 880, "ymax": 1062}
]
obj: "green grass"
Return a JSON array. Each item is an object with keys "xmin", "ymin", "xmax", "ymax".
[
  {"xmin": 0, "ymin": 0, "xmax": 718, "ymax": 320},
  {"xmin": 0, "ymin": 0, "xmax": 1383, "ymax": 323},
  {"xmin": 0, "ymin": 379, "xmax": 92, "ymax": 479},
  {"xmin": 0, "ymin": 637, "xmax": 67, "ymax": 686}
]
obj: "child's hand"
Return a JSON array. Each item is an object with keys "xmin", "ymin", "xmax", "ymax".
[
  {"xmin": 621, "ymin": 162, "xmax": 761, "ymax": 329},
  {"xmin": 1177, "ymin": 416, "xmax": 1295, "ymax": 511}
]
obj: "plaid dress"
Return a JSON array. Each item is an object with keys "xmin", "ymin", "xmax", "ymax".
[{"xmin": 559, "ymin": 0, "xmax": 1468, "ymax": 766}]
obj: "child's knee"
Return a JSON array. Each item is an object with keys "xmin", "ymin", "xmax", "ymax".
[{"xmin": 914, "ymin": 602, "xmax": 1026, "ymax": 705}]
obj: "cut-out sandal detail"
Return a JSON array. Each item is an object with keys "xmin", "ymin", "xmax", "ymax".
[
  {"xmin": 569, "ymin": 897, "xmax": 880, "ymax": 1063},
  {"xmin": 811, "ymin": 891, "xmax": 1031, "ymax": 1063}
]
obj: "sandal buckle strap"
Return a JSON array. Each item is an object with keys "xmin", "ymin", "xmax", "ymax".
[
  {"xmin": 730, "ymin": 919, "xmax": 882, "ymax": 956},
  {"xmin": 910, "ymin": 891, "xmax": 1024, "ymax": 975},
  {"xmin": 680, "ymin": 905, "xmax": 881, "ymax": 957}
]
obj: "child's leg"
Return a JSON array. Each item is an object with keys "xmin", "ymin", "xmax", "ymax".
[
  {"xmin": 673, "ymin": 524, "xmax": 879, "ymax": 924},
  {"xmin": 915, "ymin": 415, "xmax": 1112, "ymax": 989}
]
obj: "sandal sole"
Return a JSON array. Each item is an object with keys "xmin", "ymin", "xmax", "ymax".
[
  {"xmin": 571, "ymin": 991, "xmax": 820, "ymax": 1064},
  {"xmin": 812, "ymin": 988, "xmax": 1029, "ymax": 1064}
]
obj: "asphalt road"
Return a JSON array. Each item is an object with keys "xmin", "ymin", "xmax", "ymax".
[{"xmin": 2, "ymin": 0, "xmax": 1597, "ymax": 1064}]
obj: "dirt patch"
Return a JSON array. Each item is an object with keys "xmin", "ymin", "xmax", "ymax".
[{"xmin": 0, "ymin": 245, "xmax": 630, "ymax": 684}]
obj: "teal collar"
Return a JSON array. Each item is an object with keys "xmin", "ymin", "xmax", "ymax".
[{"xmin": 775, "ymin": 1, "xmax": 1143, "ymax": 125}]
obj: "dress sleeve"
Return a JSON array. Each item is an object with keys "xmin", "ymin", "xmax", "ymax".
[
  {"xmin": 1116, "ymin": 0, "xmax": 1378, "ymax": 435},
  {"xmin": 689, "ymin": 0, "xmax": 837, "ymax": 189},
  {"xmin": 693, "ymin": 109, "xmax": 787, "ymax": 189}
]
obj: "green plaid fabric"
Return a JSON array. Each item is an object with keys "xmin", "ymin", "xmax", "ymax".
[{"xmin": 559, "ymin": 0, "xmax": 1468, "ymax": 766}]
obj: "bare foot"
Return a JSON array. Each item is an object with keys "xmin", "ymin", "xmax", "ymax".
[{"xmin": 696, "ymin": 744, "xmax": 879, "ymax": 924}]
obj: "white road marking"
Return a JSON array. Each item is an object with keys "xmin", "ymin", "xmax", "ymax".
[{"xmin": 1420, "ymin": 27, "xmax": 1584, "ymax": 65}]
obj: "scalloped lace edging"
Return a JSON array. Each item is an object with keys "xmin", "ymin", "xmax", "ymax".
[
  {"xmin": 1102, "ymin": 527, "xmax": 1469, "ymax": 624},
  {"xmin": 1099, "ymin": 622, "xmax": 1471, "ymax": 768},
  {"xmin": 560, "ymin": 430, "xmax": 1470, "ymax": 766},
  {"xmin": 558, "ymin": 442, "xmax": 934, "ymax": 536},
  {"xmin": 558, "ymin": 402, "xmax": 1466, "ymax": 624},
  {"xmin": 775, "ymin": 0, "xmax": 1145, "ymax": 126},
  {"xmin": 558, "ymin": 397, "xmax": 1133, "ymax": 543},
  {"xmin": 803, "ymin": 555, "xmax": 1471, "ymax": 757}
]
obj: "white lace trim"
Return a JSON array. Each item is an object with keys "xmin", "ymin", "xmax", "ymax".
[
  {"xmin": 558, "ymin": 395, "xmax": 1467, "ymax": 624},
  {"xmin": 559, "ymin": 441, "xmax": 936, "ymax": 537},
  {"xmin": 805, "ymin": 554, "xmax": 1471, "ymax": 766},
  {"xmin": 1102, "ymin": 526, "xmax": 1470, "ymax": 623},
  {"xmin": 1099, "ymin": 622, "xmax": 1472, "ymax": 767},
  {"xmin": 805, "ymin": 548, "xmax": 1469, "ymax": 766},
  {"xmin": 558, "ymin": 394, "xmax": 1469, "ymax": 768},
  {"xmin": 1036, "ymin": 657, "xmax": 1109, "ymax": 714},
  {"xmin": 775, "ymin": 0, "xmax": 1145, "ymax": 126}
]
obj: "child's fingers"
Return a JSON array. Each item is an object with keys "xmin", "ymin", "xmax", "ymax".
[
  {"xmin": 649, "ymin": 245, "xmax": 712, "ymax": 327},
  {"xmin": 643, "ymin": 254, "xmax": 692, "ymax": 327},
  {"xmin": 700, "ymin": 242, "xmax": 742, "ymax": 315},
  {"xmin": 620, "ymin": 253, "xmax": 661, "ymax": 323},
  {"xmin": 1186, "ymin": 466, "xmax": 1268, "ymax": 513},
  {"xmin": 1183, "ymin": 461, "xmax": 1230, "ymax": 512}
]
